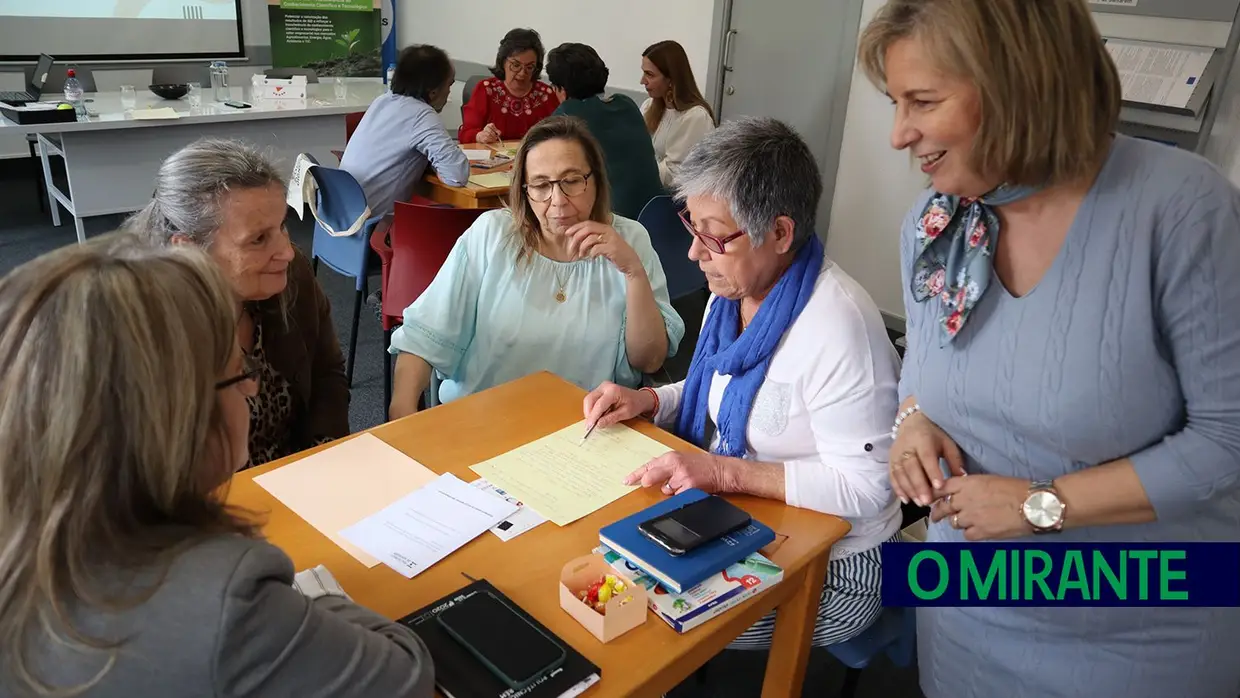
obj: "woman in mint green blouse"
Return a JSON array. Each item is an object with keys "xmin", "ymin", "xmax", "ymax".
[{"xmin": 387, "ymin": 116, "xmax": 684, "ymax": 418}]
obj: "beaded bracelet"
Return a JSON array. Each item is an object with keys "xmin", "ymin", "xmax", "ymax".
[
  {"xmin": 891, "ymin": 403, "xmax": 921, "ymax": 439},
  {"xmin": 639, "ymin": 386, "xmax": 660, "ymax": 420}
]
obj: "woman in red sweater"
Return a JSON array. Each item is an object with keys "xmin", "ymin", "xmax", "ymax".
[{"xmin": 460, "ymin": 28, "xmax": 559, "ymax": 144}]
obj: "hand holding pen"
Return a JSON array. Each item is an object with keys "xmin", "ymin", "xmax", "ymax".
[{"xmin": 580, "ymin": 382, "xmax": 659, "ymax": 444}]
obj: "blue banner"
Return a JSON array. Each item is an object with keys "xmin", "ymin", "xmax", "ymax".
[
  {"xmin": 881, "ymin": 542, "xmax": 1240, "ymax": 607},
  {"xmin": 380, "ymin": 0, "xmax": 396, "ymax": 84}
]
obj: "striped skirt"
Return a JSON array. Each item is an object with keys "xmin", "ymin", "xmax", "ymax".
[{"xmin": 727, "ymin": 533, "xmax": 895, "ymax": 650}]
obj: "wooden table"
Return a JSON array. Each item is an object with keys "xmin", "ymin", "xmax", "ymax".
[
  {"xmin": 227, "ymin": 372, "xmax": 850, "ymax": 698},
  {"xmin": 422, "ymin": 142, "xmax": 513, "ymax": 209}
]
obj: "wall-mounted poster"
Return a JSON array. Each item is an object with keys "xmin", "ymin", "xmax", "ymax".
[{"xmin": 268, "ymin": 0, "xmax": 382, "ymax": 77}]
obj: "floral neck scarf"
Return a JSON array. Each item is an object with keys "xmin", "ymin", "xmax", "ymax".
[{"xmin": 911, "ymin": 185, "xmax": 1039, "ymax": 344}]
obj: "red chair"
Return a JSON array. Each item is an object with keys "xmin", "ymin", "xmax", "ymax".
[
  {"xmin": 370, "ymin": 201, "xmax": 487, "ymax": 411},
  {"xmin": 332, "ymin": 111, "xmax": 366, "ymax": 162}
]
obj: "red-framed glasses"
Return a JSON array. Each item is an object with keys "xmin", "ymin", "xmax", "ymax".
[{"xmin": 677, "ymin": 208, "xmax": 746, "ymax": 254}]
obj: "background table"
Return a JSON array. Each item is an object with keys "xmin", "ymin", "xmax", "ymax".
[
  {"xmin": 226, "ymin": 372, "xmax": 851, "ymax": 697},
  {"xmin": 0, "ymin": 79, "xmax": 384, "ymax": 243},
  {"xmin": 422, "ymin": 141, "xmax": 512, "ymax": 209}
]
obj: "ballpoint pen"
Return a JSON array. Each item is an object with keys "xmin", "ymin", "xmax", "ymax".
[{"xmin": 580, "ymin": 405, "xmax": 616, "ymax": 445}]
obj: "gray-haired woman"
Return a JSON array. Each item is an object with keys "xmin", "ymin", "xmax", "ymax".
[
  {"xmin": 126, "ymin": 138, "xmax": 350, "ymax": 467},
  {"xmin": 583, "ymin": 117, "xmax": 903, "ymax": 648}
]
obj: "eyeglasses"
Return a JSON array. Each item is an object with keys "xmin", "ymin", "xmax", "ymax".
[
  {"xmin": 216, "ymin": 353, "xmax": 260, "ymax": 392},
  {"xmin": 525, "ymin": 172, "xmax": 593, "ymax": 203},
  {"xmin": 507, "ymin": 60, "xmax": 536, "ymax": 75},
  {"xmin": 677, "ymin": 208, "xmax": 747, "ymax": 254}
]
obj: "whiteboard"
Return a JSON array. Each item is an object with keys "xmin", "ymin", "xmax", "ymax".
[{"xmin": 397, "ymin": 0, "xmax": 716, "ymax": 93}]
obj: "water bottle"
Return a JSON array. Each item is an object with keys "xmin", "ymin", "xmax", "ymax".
[
  {"xmin": 210, "ymin": 61, "xmax": 230, "ymax": 102},
  {"xmin": 386, "ymin": 63, "xmax": 394, "ymax": 86},
  {"xmin": 63, "ymin": 69, "xmax": 85, "ymax": 120}
]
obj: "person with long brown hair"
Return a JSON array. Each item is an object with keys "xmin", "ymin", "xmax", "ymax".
[
  {"xmin": 639, "ymin": 40, "xmax": 715, "ymax": 188},
  {"xmin": 859, "ymin": 0, "xmax": 1240, "ymax": 696},
  {"xmin": 0, "ymin": 235, "xmax": 433, "ymax": 697},
  {"xmin": 388, "ymin": 116, "xmax": 684, "ymax": 418}
]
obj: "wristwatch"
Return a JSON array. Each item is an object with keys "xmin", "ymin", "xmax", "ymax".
[{"xmin": 1021, "ymin": 480, "xmax": 1065, "ymax": 534}]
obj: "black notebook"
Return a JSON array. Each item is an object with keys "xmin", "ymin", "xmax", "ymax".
[{"xmin": 399, "ymin": 579, "xmax": 601, "ymax": 698}]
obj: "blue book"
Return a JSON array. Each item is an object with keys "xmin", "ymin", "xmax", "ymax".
[{"xmin": 598, "ymin": 489, "xmax": 776, "ymax": 594}]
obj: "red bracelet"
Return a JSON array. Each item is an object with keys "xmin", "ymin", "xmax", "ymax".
[{"xmin": 639, "ymin": 387, "xmax": 660, "ymax": 420}]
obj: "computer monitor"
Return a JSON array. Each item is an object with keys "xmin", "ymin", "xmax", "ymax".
[{"xmin": 27, "ymin": 54, "xmax": 54, "ymax": 98}]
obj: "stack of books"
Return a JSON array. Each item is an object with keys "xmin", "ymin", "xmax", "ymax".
[{"xmin": 597, "ymin": 489, "xmax": 783, "ymax": 633}]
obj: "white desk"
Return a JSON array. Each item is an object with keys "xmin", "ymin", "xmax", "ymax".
[{"xmin": 1, "ymin": 79, "xmax": 387, "ymax": 243}]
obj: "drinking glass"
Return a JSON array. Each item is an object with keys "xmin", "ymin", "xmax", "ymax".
[
  {"xmin": 119, "ymin": 85, "xmax": 136, "ymax": 111},
  {"xmin": 186, "ymin": 82, "xmax": 202, "ymax": 108},
  {"xmin": 333, "ymin": 78, "xmax": 348, "ymax": 101}
]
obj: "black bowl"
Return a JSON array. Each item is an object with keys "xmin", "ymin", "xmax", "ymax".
[{"xmin": 149, "ymin": 83, "xmax": 189, "ymax": 100}]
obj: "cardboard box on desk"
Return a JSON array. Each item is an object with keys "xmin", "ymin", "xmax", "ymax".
[
  {"xmin": 259, "ymin": 76, "xmax": 307, "ymax": 100},
  {"xmin": 560, "ymin": 554, "xmax": 647, "ymax": 643}
]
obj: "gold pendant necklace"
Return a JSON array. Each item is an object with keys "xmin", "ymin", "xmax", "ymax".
[{"xmin": 553, "ymin": 266, "xmax": 569, "ymax": 303}]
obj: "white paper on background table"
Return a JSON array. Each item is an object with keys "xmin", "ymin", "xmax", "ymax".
[
  {"xmin": 470, "ymin": 477, "xmax": 547, "ymax": 541},
  {"xmin": 1104, "ymin": 39, "xmax": 1213, "ymax": 110},
  {"xmin": 340, "ymin": 473, "xmax": 518, "ymax": 579},
  {"xmin": 461, "ymin": 148, "xmax": 491, "ymax": 160}
]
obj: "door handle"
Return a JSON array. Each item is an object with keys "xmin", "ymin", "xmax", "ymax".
[{"xmin": 723, "ymin": 29, "xmax": 738, "ymax": 72}]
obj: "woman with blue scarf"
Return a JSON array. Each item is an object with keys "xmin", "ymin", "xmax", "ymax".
[
  {"xmin": 859, "ymin": 1, "xmax": 1240, "ymax": 697},
  {"xmin": 583, "ymin": 117, "xmax": 903, "ymax": 650}
]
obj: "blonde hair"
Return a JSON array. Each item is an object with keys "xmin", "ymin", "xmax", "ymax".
[
  {"xmin": 857, "ymin": 0, "xmax": 1121, "ymax": 187},
  {"xmin": 642, "ymin": 40, "xmax": 715, "ymax": 134},
  {"xmin": 0, "ymin": 233, "xmax": 259, "ymax": 696},
  {"xmin": 507, "ymin": 116, "xmax": 612, "ymax": 263}
]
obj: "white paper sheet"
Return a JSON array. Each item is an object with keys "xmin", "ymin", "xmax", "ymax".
[
  {"xmin": 340, "ymin": 473, "xmax": 518, "ymax": 579},
  {"xmin": 1105, "ymin": 39, "xmax": 1213, "ymax": 109},
  {"xmin": 461, "ymin": 148, "xmax": 491, "ymax": 160},
  {"xmin": 470, "ymin": 477, "xmax": 548, "ymax": 542}
]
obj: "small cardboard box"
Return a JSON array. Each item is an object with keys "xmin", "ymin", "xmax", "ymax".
[
  {"xmin": 559, "ymin": 554, "xmax": 647, "ymax": 643},
  {"xmin": 259, "ymin": 76, "xmax": 307, "ymax": 100}
]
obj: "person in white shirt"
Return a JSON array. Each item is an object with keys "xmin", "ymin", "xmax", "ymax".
[
  {"xmin": 639, "ymin": 41, "xmax": 716, "ymax": 189},
  {"xmin": 341, "ymin": 44, "xmax": 469, "ymax": 219},
  {"xmin": 583, "ymin": 117, "xmax": 901, "ymax": 650}
]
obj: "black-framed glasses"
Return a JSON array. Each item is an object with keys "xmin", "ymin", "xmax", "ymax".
[
  {"xmin": 525, "ymin": 172, "xmax": 593, "ymax": 203},
  {"xmin": 216, "ymin": 353, "xmax": 260, "ymax": 391},
  {"xmin": 677, "ymin": 208, "xmax": 747, "ymax": 254}
]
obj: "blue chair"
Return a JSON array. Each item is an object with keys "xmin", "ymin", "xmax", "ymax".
[
  {"xmin": 828, "ymin": 606, "xmax": 916, "ymax": 698},
  {"xmin": 637, "ymin": 195, "xmax": 707, "ymax": 301},
  {"xmin": 308, "ymin": 165, "xmax": 385, "ymax": 387}
]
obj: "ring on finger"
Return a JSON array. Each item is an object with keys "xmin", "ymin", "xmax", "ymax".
[
  {"xmin": 946, "ymin": 493, "xmax": 953, "ymax": 507},
  {"xmin": 951, "ymin": 514, "xmax": 959, "ymax": 529},
  {"xmin": 900, "ymin": 451, "xmax": 915, "ymax": 462}
]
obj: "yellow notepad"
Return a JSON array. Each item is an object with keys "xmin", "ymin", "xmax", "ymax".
[
  {"xmin": 470, "ymin": 421, "xmax": 672, "ymax": 526},
  {"xmin": 468, "ymin": 172, "xmax": 512, "ymax": 188}
]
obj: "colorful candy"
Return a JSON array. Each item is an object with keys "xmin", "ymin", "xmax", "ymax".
[{"xmin": 577, "ymin": 574, "xmax": 627, "ymax": 614}]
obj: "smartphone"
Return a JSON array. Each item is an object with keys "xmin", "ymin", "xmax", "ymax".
[
  {"xmin": 223, "ymin": 100, "xmax": 251, "ymax": 109},
  {"xmin": 638, "ymin": 495, "xmax": 753, "ymax": 556},
  {"xmin": 437, "ymin": 590, "xmax": 566, "ymax": 690}
]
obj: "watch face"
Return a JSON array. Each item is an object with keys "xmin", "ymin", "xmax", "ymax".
[{"xmin": 1023, "ymin": 491, "xmax": 1064, "ymax": 529}]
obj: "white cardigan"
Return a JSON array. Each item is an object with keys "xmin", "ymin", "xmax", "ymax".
[
  {"xmin": 640, "ymin": 98, "xmax": 715, "ymax": 189},
  {"xmin": 652, "ymin": 256, "xmax": 903, "ymax": 558}
]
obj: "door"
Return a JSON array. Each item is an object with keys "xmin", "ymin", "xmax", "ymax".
[{"xmin": 714, "ymin": 0, "xmax": 865, "ymax": 229}]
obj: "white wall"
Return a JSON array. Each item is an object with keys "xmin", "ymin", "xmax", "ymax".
[
  {"xmin": 824, "ymin": 0, "xmax": 926, "ymax": 320},
  {"xmin": 395, "ymin": 0, "xmax": 715, "ymax": 92}
]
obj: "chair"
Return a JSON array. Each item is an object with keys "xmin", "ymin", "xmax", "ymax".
[
  {"xmin": 151, "ymin": 65, "xmax": 209, "ymax": 85},
  {"xmin": 332, "ymin": 113, "xmax": 364, "ymax": 164},
  {"xmin": 370, "ymin": 201, "xmax": 486, "ymax": 411},
  {"xmin": 265, "ymin": 68, "xmax": 320, "ymax": 83},
  {"xmin": 637, "ymin": 195, "xmax": 707, "ymax": 301},
  {"xmin": 460, "ymin": 74, "xmax": 486, "ymax": 119},
  {"xmin": 307, "ymin": 166, "xmax": 386, "ymax": 387},
  {"xmin": 827, "ymin": 606, "xmax": 917, "ymax": 698}
]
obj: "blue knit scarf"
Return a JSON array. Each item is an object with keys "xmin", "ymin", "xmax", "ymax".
[{"xmin": 674, "ymin": 235, "xmax": 824, "ymax": 457}]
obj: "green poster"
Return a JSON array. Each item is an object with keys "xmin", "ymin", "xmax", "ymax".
[{"xmin": 269, "ymin": 0, "xmax": 382, "ymax": 76}]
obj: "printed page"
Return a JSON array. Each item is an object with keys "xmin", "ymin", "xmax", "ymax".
[{"xmin": 1104, "ymin": 39, "xmax": 1213, "ymax": 110}]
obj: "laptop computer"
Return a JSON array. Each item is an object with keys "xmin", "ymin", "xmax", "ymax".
[{"xmin": 0, "ymin": 54, "xmax": 56, "ymax": 106}]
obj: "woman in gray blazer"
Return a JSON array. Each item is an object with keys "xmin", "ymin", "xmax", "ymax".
[{"xmin": 0, "ymin": 235, "xmax": 433, "ymax": 698}]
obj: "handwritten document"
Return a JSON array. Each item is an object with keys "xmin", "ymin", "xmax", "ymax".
[
  {"xmin": 340, "ymin": 474, "xmax": 517, "ymax": 579},
  {"xmin": 468, "ymin": 172, "xmax": 512, "ymax": 188},
  {"xmin": 470, "ymin": 421, "xmax": 672, "ymax": 526}
]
